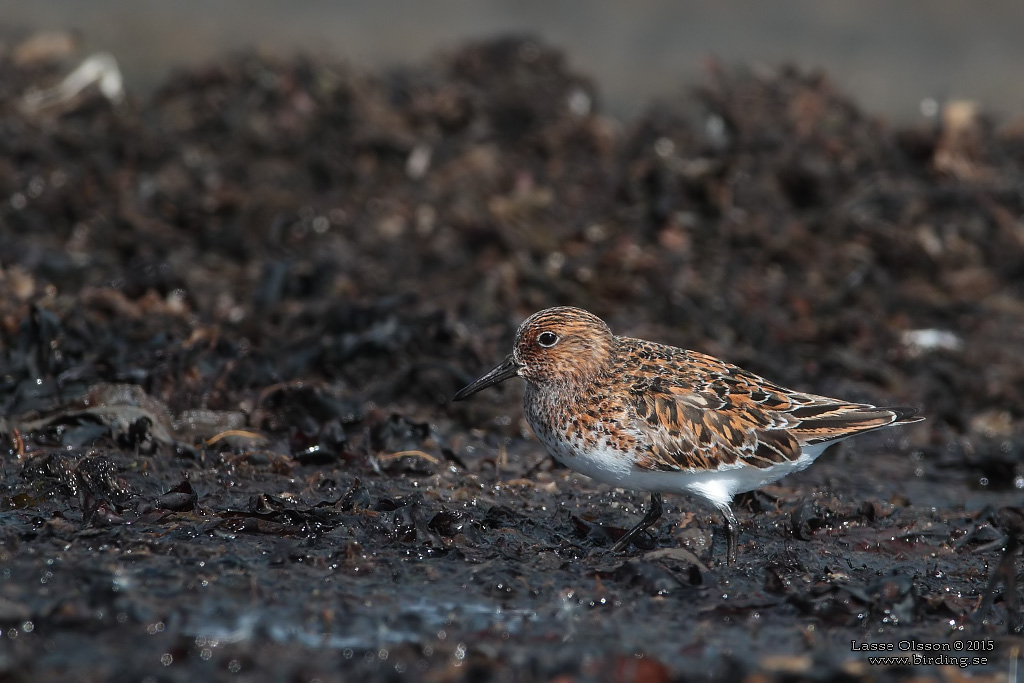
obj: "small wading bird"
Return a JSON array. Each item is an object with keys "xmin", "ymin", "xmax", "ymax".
[{"xmin": 454, "ymin": 307, "xmax": 922, "ymax": 564}]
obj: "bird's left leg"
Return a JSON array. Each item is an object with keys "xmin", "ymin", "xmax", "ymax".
[{"xmin": 610, "ymin": 492, "xmax": 663, "ymax": 552}]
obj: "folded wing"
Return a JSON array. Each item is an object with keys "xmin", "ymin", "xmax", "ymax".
[{"xmin": 627, "ymin": 349, "xmax": 921, "ymax": 473}]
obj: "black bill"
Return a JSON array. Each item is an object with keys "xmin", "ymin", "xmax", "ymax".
[{"xmin": 453, "ymin": 355, "xmax": 520, "ymax": 401}]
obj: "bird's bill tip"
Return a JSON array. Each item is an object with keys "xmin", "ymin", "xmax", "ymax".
[{"xmin": 453, "ymin": 355, "xmax": 520, "ymax": 401}]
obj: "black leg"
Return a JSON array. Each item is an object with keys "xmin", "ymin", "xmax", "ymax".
[
  {"xmin": 610, "ymin": 492, "xmax": 663, "ymax": 552},
  {"xmin": 719, "ymin": 505, "xmax": 739, "ymax": 566}
]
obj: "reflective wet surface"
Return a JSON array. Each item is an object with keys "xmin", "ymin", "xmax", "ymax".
[{"xmin": 1, "ymin": 34, "xmax": 1023, "ymax": 682}]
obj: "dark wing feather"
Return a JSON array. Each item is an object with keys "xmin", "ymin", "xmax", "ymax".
[{"xmin": 624, "ymin": 346, "xmax": 922, "ymax": 472}]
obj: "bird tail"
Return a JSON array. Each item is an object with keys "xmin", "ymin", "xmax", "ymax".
[{"xmin": 788, "ymin": 403, "xmax": 923, "ymax": 446}]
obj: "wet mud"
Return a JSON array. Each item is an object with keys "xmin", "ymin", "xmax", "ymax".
[{"xmin": 1, "ymin": 33, "xmax": 1023, "ymax": 682}]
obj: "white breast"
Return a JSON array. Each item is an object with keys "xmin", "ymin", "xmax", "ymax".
[{"xmin": 536, "ymin": 429, "xmax": 636, "ymax": 485}]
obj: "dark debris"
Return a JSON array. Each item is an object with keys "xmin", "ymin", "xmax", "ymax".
[{"xmin": 1, "ymin": 32, "xmax": 1022, "ymax": 682}]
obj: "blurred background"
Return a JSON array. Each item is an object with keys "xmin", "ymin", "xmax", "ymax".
[
  {"xmin": 5, "ymin": 3, "xmax": 1024, "ymax": 680},
  {"xmin": 8, "ymin": 0, "xmax": 1024, "ymax": 121}
]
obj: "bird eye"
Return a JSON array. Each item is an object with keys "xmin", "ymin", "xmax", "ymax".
[{"xmin": 537, "ymin": 331, "xmax": 559, "ymax": 347}]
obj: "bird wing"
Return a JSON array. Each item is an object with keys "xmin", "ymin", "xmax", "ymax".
[{"xmin": 625, "ymin": 348, "xmax": 919, "ymax": 473}]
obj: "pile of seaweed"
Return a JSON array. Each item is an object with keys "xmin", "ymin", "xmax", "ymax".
[{"xmin": 1, "ymin": 33, "xmax": 1022, "ymax": 682}]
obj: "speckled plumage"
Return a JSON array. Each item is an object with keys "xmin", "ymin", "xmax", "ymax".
[{"xmin": 454, "ymin": 306, "xmax": 923, "ymax": 564}]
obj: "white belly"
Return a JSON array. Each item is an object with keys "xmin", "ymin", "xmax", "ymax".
[{"xmin": 536, "ymin": 432, "xmax": 825, "ymax": 510}]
